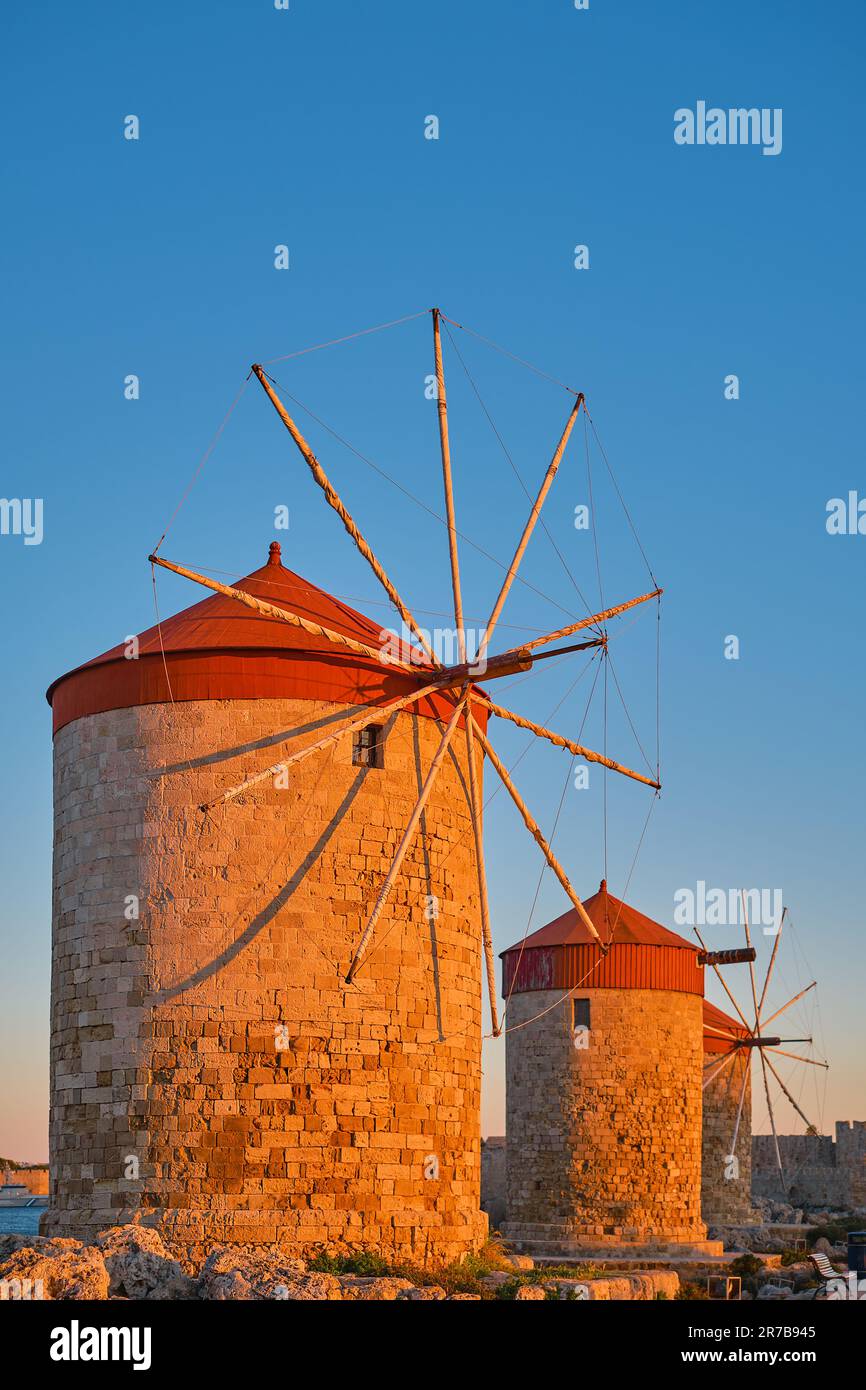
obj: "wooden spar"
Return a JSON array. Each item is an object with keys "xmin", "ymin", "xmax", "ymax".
[
  {"xmin": 750, "ymin": 913, "xmax": 786, "ymax": 1191},
  {"xmin": 432, "ymin": 308, "xmax": 466, "ymax": 664},
  {"xmin": 766, "ymin": 1048, "xmax": 828, "ymax": 1069},
  {"xmin": 199, "ymin": 663, "xmax": 552, "ymax": 814},
  {"xmin": 699, "ymin": 947, "xmax": 757, "ymax": 967},
  {"xmin": 764, "ymin": 1055, "xmax": 821, "ymax": 1130},
  {"xmin": 476, "ymin": 395, "xmax": 584, "ymax": 662},
  {"xmin": 198, "ymin": 678, "xmax": 448, "ymax": 811},
  {"xmin": 435, "ymin": 648, "xmax": 533, "ymax": 686},
  {"xmin": 464, "ymin": 715, "xmax": 500, "ymax": 1036},
  {"xmin": 431, "ymin": 311, "xmax": 500, "ymax": 1035},
  {"xmin": 761, "ymin": 982, "xmax": 817, "ymax": 1030},
  {"xmin": 473, "ymin": 694, "xmax": 660, "ymax": 790},
  {"xmin": 528, "ymin": 637, "xmax": 607, "ymax": 663},
  {"xmin": 149, "ymin": 553, "xmax": 415, "ymax": 672},
  {"xmin": 759, "ymin": 1047, "xmax": 786, "ymax": 1195},
  {"xmin": 704, "ymin": 1025, "xmax": 742, "ymax": 1042},
  {"xmin": 756, "ymin": 907, "xmax": 787, "ymax": 1020},
  {"xmin": 467, "ymin": 712, "xmax": 606, "ymax": 951},
  {"xmin": 742, "ymin": 898, "xmax": 762, "ymax": 1032},
  {"xmin": 196, "ymin": 661, "xmax": 543, "ymax": 814},
  {"xmin": 693, "ymin": 927, "xmax": 754, "ymax": 1033},
  {"xmin": 422, "ymin": 635, "xmax": 599, "ymax": 695},
  {"xmin": 250, "ymin": 364, "xmax": 440, "ymax": 668},
  {"xmin": 497, "ymin": 587, "xmax": 663, "ymax": 659},
  {"xmin": 729, "ymin": 1047, "xmax": 751, "ymax": 1161},
  {"xmin": 345, "ymin": 689, "xmax": 471, "ymax": 983}
]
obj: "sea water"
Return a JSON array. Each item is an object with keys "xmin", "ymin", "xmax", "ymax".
[{"xmin": 0, "ymin": 1207, "xmax": 41, "ymax": 1238}]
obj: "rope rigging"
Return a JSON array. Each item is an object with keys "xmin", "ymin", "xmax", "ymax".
[{"xmin": 147, "ymin": 305, "xmax": 664, "ymax": 1046}]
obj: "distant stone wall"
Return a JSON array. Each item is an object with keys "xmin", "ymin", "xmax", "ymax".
[
  {"xmin": 752, "ymin": 1121, "xmax": 866, "ymax": 1209},
  {"xmin": 17, "ymin": 1167, "xmax": 49, "ymax": 1195}
]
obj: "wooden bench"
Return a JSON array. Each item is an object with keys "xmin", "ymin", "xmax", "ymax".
[{"xmin": 808, "ymin": 1250, "xmax": 846, "ymax": 1297}]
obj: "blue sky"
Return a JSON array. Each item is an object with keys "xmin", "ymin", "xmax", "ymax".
[{"xmin": 1, "ymin": 1, "xmax": 863, "ymax": 1159}]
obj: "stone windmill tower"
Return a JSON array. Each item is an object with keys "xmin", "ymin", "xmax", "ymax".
[
  {"xmin": 699, "ymin": 905, "xmax": 827, "ymax": 1224},
  {"xmin": 43, "ymin": 310, "xmax": 663, "ymax": 1262},
  {"xmin": 701, "ymin": 1000, "xmax": 755, "ymax": 1226},
  {"xmin": 44, "ymin": 545, "xmax": 488, "ymax": 1261},
  {"xmin": 501, "ymin": 882, "xmax": 721, "ymax": 1258}
]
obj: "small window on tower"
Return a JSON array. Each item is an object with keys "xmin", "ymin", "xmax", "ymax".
[
  {"xmin": 572, "ymin": 998, "xmax": 590, "ymax": 1031},
  {"xmin": 352, "ymin": 724, "xmax": 384, "ymax": 769}
]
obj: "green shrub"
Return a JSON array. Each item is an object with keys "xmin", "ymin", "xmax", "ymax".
[
  {"xmin": 308, "ymin": 1243, "xmax": 605, "ymax": 1299},
  {"xmin": 781, "ymin": 1248, "xmax": 808, "ymax": 1266},
  {"xmin": 675, "ymin": 1280, "xmax": 709, "ymax": 1300}
]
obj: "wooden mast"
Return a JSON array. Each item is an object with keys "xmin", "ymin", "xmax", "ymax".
[
  {"xmin": 467, "ymin": 713, "xmax": 606, "ymax": 951},
  {"xmin": 199, "ymin": 677, "xmax": 451, "ymax": 811},
  {"xmin": 149, "ymin": 553, "xmax": 414, "ymax": 671},
  {"xmin": 345, "ymin": 689, "xmax": 471, "ymax": 983},
  {"xmin": 496, "ymin": 587, "xmax": 663, "ymax": 660},
  {"xmin": 251, "ymin": 364, "xmax": 440, "ymax": 668},
  {"xmin": 471, "ymin": 694, "xmax": 660, "ymax": 790},
  {"xmin": 476, "ymin": 395, "xmax": 584, "ymax": 663},
  {"xmin": 153, "ymin": 312, "xmax": 671, "ymax": 1025},
  {"xmin": 432, "ymin": 308, "xmax": 500, "ymax": 1035}
]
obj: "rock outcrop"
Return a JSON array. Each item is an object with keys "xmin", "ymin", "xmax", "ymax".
[
  {"xmin": 0, "ymin": 1238, "xmax": 109, "ymax": 1300},
  {"xmin": 0, "ymin": 1224, "xmax": 684, "ymax": 1302},
  {"xmin": 96, "ymin": 1225, "xmax": 197, "ymax": 1300}
]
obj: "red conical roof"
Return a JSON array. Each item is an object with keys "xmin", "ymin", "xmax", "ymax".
[
  {"xmin": 501, "ymin": 881, "xmax": 704, "ymax": 997},
  {"xmin": 52, "ymin": 542, "xmax": 425, "ymax": 679},
  {"xmin": 47, "ymin": 543, "xmax": 485, "ymax": 736},
  {"xmin": 508, "ymin": 879, "xmax": 696, "ymax": 953}
]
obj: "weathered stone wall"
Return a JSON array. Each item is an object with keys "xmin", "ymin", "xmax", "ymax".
[
  {"xmin": 481, "ymin": 1137, "xmax": 506, "ymax": 1230},
  {"xmin": 43, "ymin": 697, "xmax": 485, "ymax": 1263},
  {"xmin": 838, "ymin": 1122, "xmax": 866, "ymax": 1208},
  {"xmin": 702, "ymin": 1050, "xmax": 755, "ymax": 1224},
  {"xmin": 504, "ymin": 986, "xmax": 706, "ymax": 1246},
  {"xmin": 753, "ymin": 1121, "xmax": 866, "ymax": 1209}
]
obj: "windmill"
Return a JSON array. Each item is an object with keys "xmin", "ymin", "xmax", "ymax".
[
  {"xmin": 148, "ymin": 308, "xmax": 662, "ymax": 1036},
  {"xmin": 699, "ymin": 894, "xmax": 829, "ymax": 1201}
]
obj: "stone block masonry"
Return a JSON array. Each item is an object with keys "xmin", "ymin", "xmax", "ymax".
[
  {"xmin": 481, "ymin": 1137, "xmax": 506, "ymax": 1230},
  {"xmin": 503, "ymin": 986, "xmax": 706, "ymax": 1248},
  {"xmin": 43, "ymin": 697, "xmax": 486, "ymax": 1264},
  {"xmin": 702, "ymin": 1049, "xmax": 755, "ymax": 1225},
  {"xmin": 753, "ymin": 1121, "xmax": 866, "ymax": 1209}
]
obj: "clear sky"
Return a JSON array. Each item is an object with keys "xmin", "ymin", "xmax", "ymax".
[{"xmin": 1, "ymin": 1, "xmax": 863, "ymax": 1162}]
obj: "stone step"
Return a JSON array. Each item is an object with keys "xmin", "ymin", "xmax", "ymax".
[
  {"xmin": 506, "ymin": 1237, "xmax": 726, "ymax": 1260},
  {"xmin": 531, "ymin": 1251, "xmax": 736, "ymax": 1271},
  {"xmin": 502, "ymin": 1226, "xmax": 724, "ymax": 1260}
]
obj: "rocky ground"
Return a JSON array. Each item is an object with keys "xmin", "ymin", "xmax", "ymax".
[
  {"xmin": 3, "ymin": 1206, "xmax": 859, "ymax": 1301},
  {"xmin": 0, "ymin": 1226, "xmax": 680, "ymax": 1301},
  {"xmin": 703, "ymin": 1199, "xmax": 861, "ymax": 1301}
]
